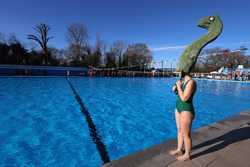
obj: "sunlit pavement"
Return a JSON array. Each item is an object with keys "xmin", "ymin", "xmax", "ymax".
[{"xmin": 104, "ymin": 110, "xmax": 250, "ymax": 167}]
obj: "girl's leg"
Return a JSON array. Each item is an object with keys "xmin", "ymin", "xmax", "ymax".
[
  {"xmin": 169, "ymin": 110, "xmax": 184, "ymax": 155},
  {"xmin": 177, "ymin": 111, "xmax": 193, "ymax": 161}
]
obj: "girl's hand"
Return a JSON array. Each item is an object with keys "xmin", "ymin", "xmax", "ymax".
[
  {"xmin": 176, "ymin": 80, "xmax": 182, "ymax": 89},
  {"xmin": 172, "ymin": 85, "xmax": 177, "ymax": 92}
]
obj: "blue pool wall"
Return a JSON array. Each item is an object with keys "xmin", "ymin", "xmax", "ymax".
[{"xmin": 0, "ymin": 65, "xmax": 88, "ymax": 76}]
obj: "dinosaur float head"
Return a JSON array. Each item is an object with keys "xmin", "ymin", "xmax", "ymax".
[
  {"xmin": 198, "ymin": 16, "xmax": 223, "ymax": 32},
  {"xmin": 176, "ymin": 16, "xmax": 223, "ymax": 74}
]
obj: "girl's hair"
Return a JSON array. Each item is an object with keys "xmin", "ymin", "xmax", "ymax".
[
  {"xmin": 180, "ymin": 70, "xmax": 187, "ymax": 79},
  {"xmin": 180, "ymin": 70, "xmax": 191, "ymax": 79}
]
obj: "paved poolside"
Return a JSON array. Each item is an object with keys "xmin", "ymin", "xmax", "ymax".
[{"xmin": 103, "ymin": 110, "xmax": 250, "ymax": 167}]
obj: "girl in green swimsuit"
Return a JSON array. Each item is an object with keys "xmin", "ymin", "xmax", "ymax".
[{"xmin": 169, "ymin": 71, "xmax": 196, "ymax": 161}]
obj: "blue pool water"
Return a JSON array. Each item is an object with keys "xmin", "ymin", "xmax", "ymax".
[{"xmin": 0, "ymin": 77, "xmax": 250, "ymax": 167}]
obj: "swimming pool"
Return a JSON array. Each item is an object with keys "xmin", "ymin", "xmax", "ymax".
[{"xmin": 0, "ymin": 77, "xmax": 250, "ymax": 166}]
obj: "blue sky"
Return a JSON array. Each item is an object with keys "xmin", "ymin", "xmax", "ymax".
[{"xmin": 0, "ymin": 0, "xmax": 250, "ymax": 67}]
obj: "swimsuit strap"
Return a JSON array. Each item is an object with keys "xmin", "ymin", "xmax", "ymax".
[{"xmin": 182, "ymin": 79, "xmax": 192, "ymax": 88}]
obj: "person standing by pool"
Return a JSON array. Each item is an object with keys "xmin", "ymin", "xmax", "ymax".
[
  {"xmin": 169, "ymin": 71, "xmax": 196, "ymax": 161},
  {"xmin": 167, "ymin": 15, "xmax": 223, "ymax": 161}
]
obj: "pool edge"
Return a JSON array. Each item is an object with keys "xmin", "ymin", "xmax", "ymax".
[{"xmin": 103, "ymin": 110, "xmax": 250, "ymax": 167}]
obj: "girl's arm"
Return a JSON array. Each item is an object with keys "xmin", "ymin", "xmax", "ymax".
[{"xmin": 176, "ymin": 80, "xmax": 195, "ymax": 102}]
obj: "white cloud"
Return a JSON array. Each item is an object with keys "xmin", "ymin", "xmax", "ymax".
[
  {"xmin": 150, "ymin": 41, "xmax": 250, "ymax": 52},
  {"xmin": 150, "ymin": 44, "xmax": 187, "ymax": 52}
]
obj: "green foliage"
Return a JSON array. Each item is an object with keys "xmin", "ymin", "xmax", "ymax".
[
  {"xmin": 90, "ymin": 50, "xmax": 102, "ymax": 67},
  {"xmin": 105, "ymin": 52, "xmax": 117, "ymax": 68},
  {"xmin": 0, "ymin": 42, "xmax": 10, "ymax": 64},
  {"xmin": 8, "ymin": 42, "xmax": 28, "ymax": 64},
  {"xmin": 0, "ymin": 36, "xmax": 30, "ymax": 65}
]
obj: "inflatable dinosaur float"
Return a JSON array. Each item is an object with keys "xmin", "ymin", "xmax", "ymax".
[{"xmin": 176, "ymin": 16, "xmax": 223, "ymax": 73}]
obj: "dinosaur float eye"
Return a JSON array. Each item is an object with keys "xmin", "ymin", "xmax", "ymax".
[{"xmin": 209, "ymin": 17, "xmax": 215, "ymax": 21}]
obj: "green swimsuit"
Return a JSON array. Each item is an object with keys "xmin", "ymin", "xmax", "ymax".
[{"xmin": 176, "ymin": 80, "xmax": 195, "ymax": 115}]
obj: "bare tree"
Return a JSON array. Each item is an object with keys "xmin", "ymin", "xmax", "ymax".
[
  {"xmin": 28, "ymin": 23, "xmax": 52, "ymax": 65},
  {"xmin": 66, "ymin": 23, "xmax": 88, "ymax": 63},
  {"xmin": 66, "ymin": 23, "xmax": 88, "ymax": 46},
  {"xmin": 90, "ymin": 33, "xmax": 103, "ymax": 67},
  {"xmin": 196, "ymin": 47, "xmax": 249, "ymax": 72},
  {"xmin": 112, "ymin": 41, "xmax": 126, "ymax": 67},
  {"xmin": 123, "ymin": 43, "xmax": 152, "ymax": 70},
  {"xmin": 197, "ymin": 47, "xmax": 224, "ymax": 71}
]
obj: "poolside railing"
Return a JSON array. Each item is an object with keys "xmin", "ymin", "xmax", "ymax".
[{"xmin": 1, "ymin": 64, "xmax": 249, "ymax": 81}]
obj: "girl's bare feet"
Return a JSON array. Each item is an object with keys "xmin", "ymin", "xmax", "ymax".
[
  {"xmin": 176, "ymin": 154, "xmax": 190, "ymax": 161},
  {"xmin": 169, "ymin": 149, "xmax": 183, "ymax": 156}
]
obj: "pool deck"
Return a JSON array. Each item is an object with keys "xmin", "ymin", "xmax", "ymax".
[{"xmin": 103, "ymin": 110, "xmax": 250, "ymax": 167}]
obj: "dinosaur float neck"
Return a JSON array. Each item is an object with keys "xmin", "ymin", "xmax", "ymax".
[
  {"xmin": 194, "ymin": 24, "xmax": 222, "ymax": 50},
  {"xmin": 176, "ymin": 16, "xmax": 223, "ymax": 73}
]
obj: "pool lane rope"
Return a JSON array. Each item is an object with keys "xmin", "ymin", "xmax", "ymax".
[{"xmin": 66, "ymin": 77, "xmax": 110, "ymax": 164}]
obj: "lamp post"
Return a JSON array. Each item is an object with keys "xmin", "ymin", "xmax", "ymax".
[
  {"xmin": 170, "ymin": 60, "xmax": 173, "ymax": 72},
  {"xmin": 161, "ymin": 60, "xmax": 164, "ymax": 72}
]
